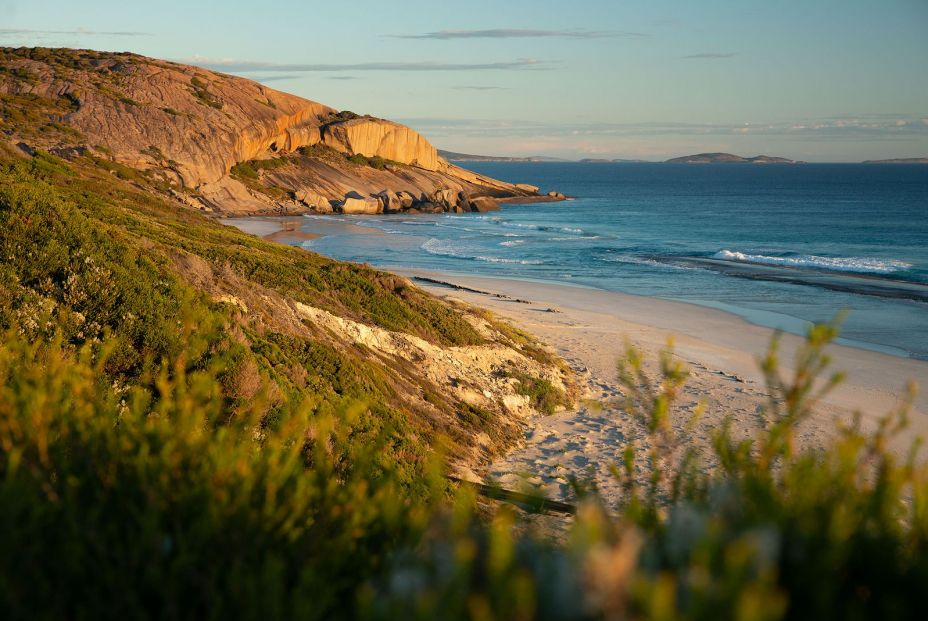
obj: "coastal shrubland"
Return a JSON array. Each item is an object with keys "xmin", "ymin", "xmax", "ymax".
[
  {"xmin": 2, "ymin": 251, "xmax": 924, "ymax": 619},
  {"xmin": 0, "ymin": 83, "xmax": 923, "ymax": 618}
]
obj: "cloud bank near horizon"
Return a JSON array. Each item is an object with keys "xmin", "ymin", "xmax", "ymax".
[
  {"xmin": 682, "ymin": 52, "xmax": 737, "ymax": 59},
  {"xmin": 393, "ymin": 28, "xmax": 646, "ymax": 40},
  {"xmin": 188, "ymin": 57, "xmax": 550, "ymax": 73},
  {"xmin": 398, "ymin": 115, "xmax": 928, "ymax": 142},
  {"xmin": 0, "ymin": 28, "xmax": 149, "ymax": 37}
]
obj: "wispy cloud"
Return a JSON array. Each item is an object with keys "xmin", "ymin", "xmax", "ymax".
[
  {"xmin": 0, "ymin": 28, "xmax": 149, "ymax": 37},
  {"xmin": 188, "ymin": 56, "xmax": 549, "ymax": 73},
  {"xmin": 452, "ymin": 85, "xmax": 508, "ymax": 91},
  {"xmin": 398, "ymin": 115, "xmax": 928, "ymax": 142},
  {"xmin": 252, "ymin": 75, "xmax": 300, "ymax": 84},
  {"xmin": 394, "ymin": 28, "xmax": 646, "ymax": 40},
  {"xmin": 682, "ymin": 52, "xmax": 737, "ymax": 59}
]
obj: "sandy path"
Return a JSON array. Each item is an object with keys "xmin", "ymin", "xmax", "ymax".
[{"xmin": 402, "ymin": 270, "xmax": 928, "ymax": 506}]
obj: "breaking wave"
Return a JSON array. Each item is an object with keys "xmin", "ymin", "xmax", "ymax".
[
  {"xmin": 713, "ymin": 250, "xmax": 912, "ymax": 274},
  {"xmin": 421, "ymin": 238, "xmax": 543, "ymax": 265}
]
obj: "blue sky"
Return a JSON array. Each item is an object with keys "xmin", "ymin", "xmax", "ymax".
[{"xmin": 1, "ymin": 0, "xmax": 926, "ymax": 161}]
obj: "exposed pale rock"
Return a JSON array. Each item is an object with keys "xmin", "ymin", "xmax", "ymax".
[
  {"xmin": 397, "ymin": 191, "xmax": 417, "ymax": 208},
  {"xmin": 516, "ymin": 183, "xmax": 540, "ymax": 193},
  {"xmin": 295, "ymin": 189, "xmax": 332, "ymax": 212},
  {"xmin": 198, "ymin": 177, "xmax": 270, "ymax": 212},
  {"xmin": 468, "ymin": 196, "xmax": 500, "ymax": 213},
  {"xmin": 431, "ymin": 188, "xmax": 457, "ymax": 208},
  {"xmin": 375, "ymin": 189, "xmax": 402, "ymax": 213},
  {"xmin": 322, "ymin": 118, "xmax": 439, "ymax": 171},
  {"xmin": 340, "ymin": 194, "xmax": 382, "ymax": 214},
  {"xmin": 0, "ymin": 49, "xmax": 540, "ymax": 214}
]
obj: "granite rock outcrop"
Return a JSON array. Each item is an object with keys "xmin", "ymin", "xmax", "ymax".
[{"xmin": 0, "ymin": 47, "xmax": 562, "ymax": 214}]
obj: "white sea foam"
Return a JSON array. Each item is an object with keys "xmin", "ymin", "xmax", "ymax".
[
  {"xmin": 421, "ymin": 238, "xmax": 542, "ymax": 265},
  {"xmin": 499, "ymin": 240, "xmax": 525, "ymax": 247},
  {"xmin": 600, "ymin": 255, "xmax": 699, "ymax": 271},
  {"xmin": 713, "ymin": 249, "xmax": 912, "ymax": 274}
]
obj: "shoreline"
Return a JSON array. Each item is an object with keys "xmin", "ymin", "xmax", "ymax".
[
  {"xmin": 398, "ymin": 268, "xmax": 928, "ymax": 504},
  {"xmin": 215, "ymin": 193, "xmax": 566, "ymax": 220},
  {"xmin": 224, "ymin": 216, "xmax": 928, "ymax": 504}
]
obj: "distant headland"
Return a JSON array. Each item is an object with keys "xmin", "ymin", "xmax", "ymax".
[
  {"xmin": 664, "ymin": 152, "xmax": 803, "ymax": 164},
  {"xmin": 438, "ymin": 150, "xmax": 565, "ymax": 163},
  {"xmin": 439, "ymin": 149, "xmax": 928, "ymax": 165},
  {"xmin": 862, "ymin": 158, "xmax": 928, "ymax": 164}
]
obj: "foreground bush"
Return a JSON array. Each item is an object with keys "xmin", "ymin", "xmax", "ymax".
[
  {"xmin": 1, "ymin": 319, "xmax": 924, "ymax": 620},
  {"xmin": 0, "ymin": 332, "xmax": 439, "ymax": 620}
]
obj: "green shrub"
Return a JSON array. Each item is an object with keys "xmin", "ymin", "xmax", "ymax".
[
  {"xmin": 0, "ymin": 332, "xmax": 433, "ymax": 620},
  {"xmin": 347, "ymin": 153, "xmax": 393, "ymax": 170},
  {"xmin": 190, "ymin": 75, "xmax": 223, "ymax": 109},
  {"xmin": 508, "ymin": 370, "xmax": 570, "ymax": 415}
]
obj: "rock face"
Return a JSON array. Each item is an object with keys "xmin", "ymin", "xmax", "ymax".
[
  {"xmin": 322, "ymin": 118, "xmax": 440, "ymax": 171},
  {"xmin": 0, "ymin": 48, "xmax": 545, "ymax": 214}
]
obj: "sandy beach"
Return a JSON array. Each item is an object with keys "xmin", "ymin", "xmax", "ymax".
[
  {"xmin": 228, "ymin": 217, "xmax": 928, "ymax": 506},
  {"xmin": 226, "ymin": 216, "xmax": 320, "ymax": 245},
  {"xmin": 400, "ymin": 269, "xmax": 928, "ymax": 505}
]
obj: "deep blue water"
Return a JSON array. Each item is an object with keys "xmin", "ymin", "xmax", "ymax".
[{"xmin": 258, "ymin": 163, "xmax": 928, "ymax": 359}]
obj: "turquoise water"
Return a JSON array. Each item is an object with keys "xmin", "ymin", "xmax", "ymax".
[{"xmin": 252, "ymin": 163, "xmax": 928, "ymax": 359}]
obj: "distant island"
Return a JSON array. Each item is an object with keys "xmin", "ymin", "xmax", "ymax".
[
  {"xmin": 665, "ymin": 152, "xmax": 803, "ymax": 164},
  {"xmin": 862, "ymin": 158, "xmax": 928, "ymax": 164},
  {"xmin": 438, "ymin": 150, "xmax": 565, "ymax": 163}
]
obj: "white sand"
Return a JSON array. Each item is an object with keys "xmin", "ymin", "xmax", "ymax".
[{"xmin": 401, "ymin": 270, "xmax": 928, "ymax": 505}]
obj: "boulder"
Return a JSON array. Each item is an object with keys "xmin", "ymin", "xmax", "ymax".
[
  {"xmin": 547, "ymin": 191, "xmax": 566, "ymax": 200},
  {"xmin": 339, "ymin": 194, "xmax": 382, "ymax": 214},
  {"xmin": 431, "ymin": 188, "xmax": 457, "ymax": 209},
  {"xmin": 516, "ymin": 183, "xmax": 540, "ymax": 194},
  {"xmin": 397, "ymin": 191, "xmax": 417, "ymax": 208},
  {"xmin": 375, "ymin": 189, "xmax": 402, "ymax": 213},
  {"xmin": 416, "ymin": 202, "xmax": 444, "ymax": 214},
  {"xmin": 468, "ymin": 196, "xmax": 499, "ymax": 213},
  {"xmin": 296, "ymin": 188, "xmax": 333, "ymax": 212}
]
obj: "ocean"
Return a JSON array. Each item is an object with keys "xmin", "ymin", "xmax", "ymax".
[{"xmin": 246, "ymin": 163, "xmax": 928, "ymax": 360}]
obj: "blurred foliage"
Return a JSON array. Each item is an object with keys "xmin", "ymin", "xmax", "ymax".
[
  {"xmin": 369, "ymin": 324, "xmax": 926, "ymax": 621},
  {"xmin": 2, "ymin": 303, "xmax": 923, "ymax": 619}
]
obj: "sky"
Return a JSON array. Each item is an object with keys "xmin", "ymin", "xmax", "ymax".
[{"xmin": 1, "ymin": 0, "xmax": 927, "ymax": 161}]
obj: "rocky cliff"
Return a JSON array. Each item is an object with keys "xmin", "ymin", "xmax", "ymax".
[{"xmin": 0, "ymin": 47, "xmax": 556, "ymax": 214}]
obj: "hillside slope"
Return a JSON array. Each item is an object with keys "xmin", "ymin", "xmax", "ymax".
[
  {"xmin": 0, "ymin": 47, "xmax": 554, "ymax": 214},
  {"xmin": 1, "ymin": 150, "xmax": 574, "ymax": 474}
]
